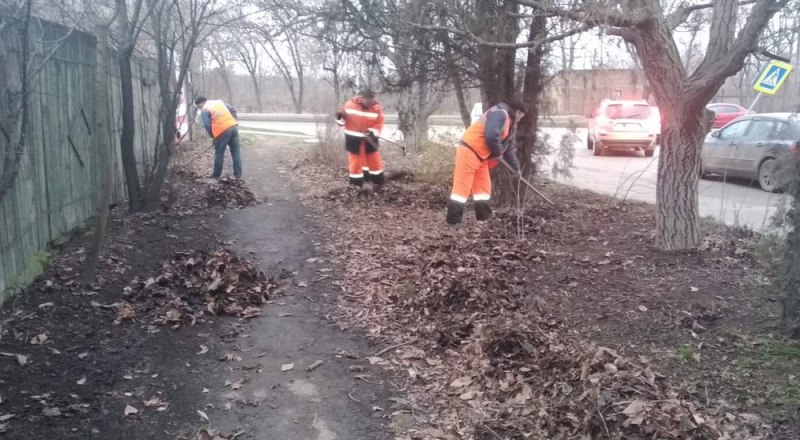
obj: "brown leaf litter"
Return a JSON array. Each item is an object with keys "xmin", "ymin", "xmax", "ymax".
[
  {"xmin": 205, "ymin": 176, "xmax": 260, "ymax": 209},
  {"xmin": 291, "ymin": 163, "xmax": 780, "ymax": 439},
  {"xmin": 125, "ymin": 249, "xmax": 277, "ymax": 325}
]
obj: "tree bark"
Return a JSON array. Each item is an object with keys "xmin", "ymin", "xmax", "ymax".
[
  {"xmin": 118, "ymin": 45, "xmax": 144, "ymax": 212},
  {"xmin": 493, "ymin": 6, "xmax": 546, "ymax": 206},
  {"xmin": 248, "ymin": 71, "xmax": 262, "ymax": 112}
]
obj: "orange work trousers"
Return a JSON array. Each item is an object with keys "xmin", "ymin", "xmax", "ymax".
[
  {"xmin": 450, "ymin": 146, "xmax": 491, "ymax": 203},
  {"xmin": 347, "ymin": 142, "xmax": 384, "ymax": 186}
]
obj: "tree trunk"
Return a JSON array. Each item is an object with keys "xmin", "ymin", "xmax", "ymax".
[
  {"xmin": 118, "ymin": 46, "xmax": 144, "ymax": 212},
  {"xmin": 781, "ymin": 154, "xmax": 800, "ymax": 338},
  {"xmin": 493, "ymin": 8, "xmax": 546, "ymax": 206},
  {"xmin": 452, "ymin": 70, "xmax": 471, "ymax": 128},
  {"xmin": 297, "ymin": 67, "xmax": 304, "ymax": 114},
  {"xmin": 248, "ymin": 71, "xmax": 262, "ymax": 112},
  {"xmin": 655, "ymin": 109, "xmax": 707, "ymax": 249}
]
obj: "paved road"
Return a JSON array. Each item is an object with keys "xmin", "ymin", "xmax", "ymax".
[{"xmin": 239, "ymin": 120, "xmax": 788, "ymax": 231}]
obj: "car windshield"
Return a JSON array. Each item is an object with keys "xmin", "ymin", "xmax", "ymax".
[{"xmin": 604, "ymin": 104, "xmax": 651, "ymax": 120}]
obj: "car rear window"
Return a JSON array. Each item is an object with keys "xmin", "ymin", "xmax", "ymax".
[{"xmin": 604, "ymin": 104, "xmax": 651, "ymax": 120}]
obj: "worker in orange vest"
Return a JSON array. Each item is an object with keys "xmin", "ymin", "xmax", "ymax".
[
  {"xmin": 195, "ymin": 96, "xmax": 242, "ymax": 178},
  {"xmin": 446, "ymin": 99, "xmax": 527, "ymax": 225},
  {"xmin": 335, "ymin": 90, "xmax": 386, "ymax": 187}
]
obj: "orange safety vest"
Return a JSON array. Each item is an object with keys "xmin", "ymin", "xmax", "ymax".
[
  {"xmin": 460, "ymin": 107, "xmax": 512, "ymax": 160},
  {"xmin": 340, "ymin": 98, "xmax": 385, "ymax": 138},
  {"xmin": 205, "ymin": 100, "xmax": 238, "ymax": 138}
]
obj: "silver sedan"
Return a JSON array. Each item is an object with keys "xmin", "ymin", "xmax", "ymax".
[{"xmin": 701, "ymin": 113, "xmax": 800, "ymax": 192}]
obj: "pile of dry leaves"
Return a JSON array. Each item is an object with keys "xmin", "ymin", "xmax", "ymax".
[
  {"xmin": 170, "ymin": 142, "xmax": 260, "ymax": 211},
  {"xmin": 205, "ymin": 176, "xmax": 260, "ymax": 209},
  {"xmin": 125, "ymin": 249, "xmax": 276, "ymax": 325},
  {"xmin": 292, "ymin": 164, "xmax": 771, "ymax": 439}
]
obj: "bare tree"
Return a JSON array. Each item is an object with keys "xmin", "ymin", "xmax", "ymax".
[
  {"xmin": 235, "ymin": 27, "xmax": 264, "ymax": 112},
  {"xmin": 206, "ymin": 32, "xmax": 237, "ymax": 102},
  {"xmin": 113, "ymin": 0, "xmax": 156, "ymax": 212},
  {"xmin": 141, "ymin": 0, "xmax": 246, "ymax": 210}
]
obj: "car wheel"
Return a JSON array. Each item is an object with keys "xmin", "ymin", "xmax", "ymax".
[
  {"xmin": 587, "ymin": 137, "xmax": 594, "ymax": 150},
  {"xmin": 644, "ymin": 148, "xmax": 655, "ymax": 157},
  {"xmin": 758, "ymin": 158, "xmax": 779, "ymax": 192},
  {"xmin": 593, "ymin": 143, "xmax": 605, "ymax": 156}
]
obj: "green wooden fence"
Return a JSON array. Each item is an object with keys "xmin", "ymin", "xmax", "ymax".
[{"xmin": 0, "ymin": 18, "xmax": 160, "ymax": 300}]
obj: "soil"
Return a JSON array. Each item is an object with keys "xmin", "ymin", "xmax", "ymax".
[{"xmin": 0, "ymin": 138, "xmax": 402, "ymax": 439}]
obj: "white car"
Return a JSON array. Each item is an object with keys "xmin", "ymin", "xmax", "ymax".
[{"xmin": 587, "ymin": 100, "xmax": 660, "ymax": 157}]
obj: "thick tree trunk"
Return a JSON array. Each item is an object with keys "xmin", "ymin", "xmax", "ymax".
[
  {"xmin": 118, "ymin": 46, "xmax": 144, "ymax": 212},
  {"xmin": 493, "ymin": 8, "xmax": 546, "ymax": 206},
  {"xmin": 781, "ymin": 154, "xmax": 800, "ymax": 338},
  {"xmin": 655, "ymin": 112, "xmax": 707, "ymax": 249}
]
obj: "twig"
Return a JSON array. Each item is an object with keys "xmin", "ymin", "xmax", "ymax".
[
  {"xmin": 372, "ymin": 339, "xmax": 415, "ymax": 357},
  {"xmin": 306, "ymin": 360, "xmax": 323, "ymax": 371},
  {"xmin": 482, "ymin": 424, "xmax": 504, "ymax": 440},
  {"xmin": 598, "ymin": 408, "xmax": 610, "ymax": 437},
  {"xmin": 347, "ymin": 392, "xmax": 360, "ymax": 403}
]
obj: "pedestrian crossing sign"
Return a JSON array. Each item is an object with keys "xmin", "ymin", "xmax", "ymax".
[{"xmin": 753, "ymin": 60, "xmax": 793, "ymax": 95}]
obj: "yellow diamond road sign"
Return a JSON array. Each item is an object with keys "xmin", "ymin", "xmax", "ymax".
[{"xmin": 753, "ymin": 60, "xmax": 793, "ymax": 95}]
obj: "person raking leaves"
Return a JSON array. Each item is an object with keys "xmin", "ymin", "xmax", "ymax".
[
  {"xmin": 195, "ymin": 96, "xmax": 242, "ymax": 179},
  {"xmin": 335, "ymin": 89, "xmax": 386, "ymax": 188},
  {"xmin": 446, "ymin": 98, "xmax": 527, "ymax": 226}
]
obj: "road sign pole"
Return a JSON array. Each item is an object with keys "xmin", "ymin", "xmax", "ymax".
[{"xmin": 746, "ymin": 92, "xmax": 763, "ymax": 113}]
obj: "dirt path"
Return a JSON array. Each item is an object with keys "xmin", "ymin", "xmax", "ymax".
[
  {"xmin": 208, "ymin": 137, "xmax": 399, "ymax": 439},
  {"xmin": 0, "ymin": 138, "xmax": 401, "ymax": 440}
]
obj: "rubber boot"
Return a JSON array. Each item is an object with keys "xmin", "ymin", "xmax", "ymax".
[
  {"xmin": 475, "ymin": 201, "xmax": 493, "ymax": 221},
  {"xmin": 446, "ymin": 200, "xmax": 465, "ymax": 225},
  {"xmin": 349, "ymin": 176, "xmax": 364, "ymax": 187}
]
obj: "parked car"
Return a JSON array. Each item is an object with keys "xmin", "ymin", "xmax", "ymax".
[
  {"xmin": 707, "ymin": 103, "xmax": 751, "ymax": 129},
  {"xmin": 587, "ymin": 100, "xmax": 659, "ymax": 157},
  {"xmin": 700, "ymin": 113, "xmax": 800, "ymax": 192}
]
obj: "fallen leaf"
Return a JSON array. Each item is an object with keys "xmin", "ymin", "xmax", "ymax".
[
  {"xmin": 197, "ymin": 345, "xmax": 209, "ymax": 355},
  {"xmin": 124, "ymin": 405, "xmax": 139, "ymax": 416},
  {"xmin": 116, "ymin": 304, "xmax": 136, "ymax": 321},
  {"xmin": 17, "ymin": 354, "xmax": 27, "ymax": 366},
  {"xmin": 143, "ymin": 396, "xmax": 162, "ymax": 407},
  {"xmin": 449, "ymin": 376, "xmax": 472, "ymax": 388},
  {"xmin": 0, "ymin": 415, "xmax": 14, "ymax": 422},
  {"xmin": 38, "ymin": 302, "xmax": 55, "ymax": 309},
  {"xmin": 638, "ymin": 305, "xmax": 648, "ymax": 312},
  {"xmin": 197, "ymin": 409, "xmax": 210, "ymax": 422},
  {"xmin": 42, "ymin": 407, "xmax": 61, "ymax": 417},
  {"xmin": 76, "ymin": 377, "xmax": 87, "ymax": 385},
  {"xmin": 123, "ymin": 375, "xmax": 133, "ymax": 380},
  {"xmin": 78, "ymin": 352, "xmax": 88, "ymax": 359},
  {"xmin": 690, "ymin": 286, "xmax": 699, "ymax": 292},
  {"xmin": 30, "ymin": 333, "xmax": 48, "ymax": 345},
  {"xmin": 281, "ymin": 363, "xmax": 294, "ymax": 372}
]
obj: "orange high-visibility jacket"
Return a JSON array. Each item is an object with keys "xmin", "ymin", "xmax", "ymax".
[
  {"xmin": 338, "ymin": 97, "xmax": 385, "ymax": 154},
  {"xmin": 460, "ymin": 103, "xmax": 520, "ymax": 171},
  {"xmin": 204, "ymin": 100, "xmax": 238, "ymax": 139}
]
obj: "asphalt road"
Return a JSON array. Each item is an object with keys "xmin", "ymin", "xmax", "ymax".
[{"xmin": 238, "ymin": 119, "xmax": 788, "ymax": 231}]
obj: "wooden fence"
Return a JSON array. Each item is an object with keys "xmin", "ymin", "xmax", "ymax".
[{"xmin": 0, "ymin": 18, "xmax": 160, "ymax": 300}]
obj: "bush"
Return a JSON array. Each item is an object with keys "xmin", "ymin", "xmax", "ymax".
[
  {"xmin": 308, "ymin": 117, "xmax": 347, "ymax": 169},
  {"xmin": 414, "ymin": 141, "xmax": 455, "ymax": 185}
]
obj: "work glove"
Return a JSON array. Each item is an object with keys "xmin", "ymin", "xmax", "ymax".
[{"xmin": 334, "ymin": 111, "xmax": 346, "ymax": 126}]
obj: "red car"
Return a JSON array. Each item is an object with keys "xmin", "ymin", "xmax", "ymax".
[{"xmin": 706, "ymin": 103, "xmax": 751, "ymax": 129}]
